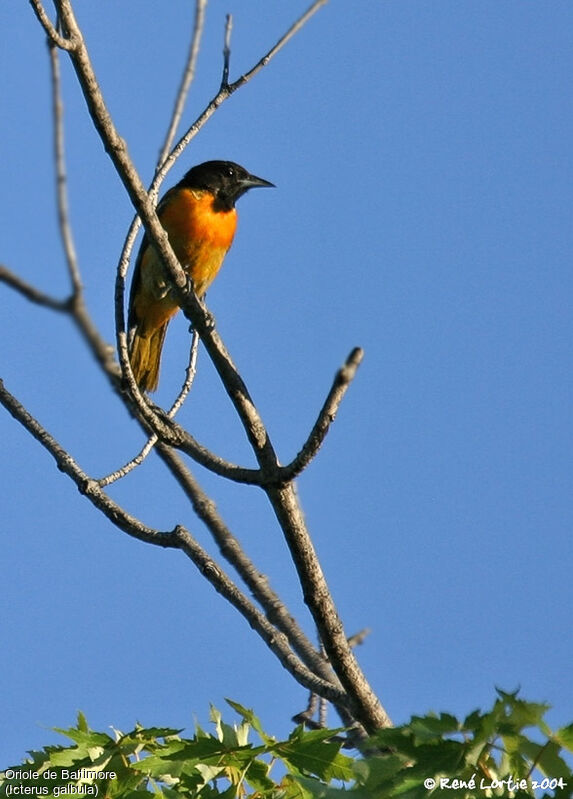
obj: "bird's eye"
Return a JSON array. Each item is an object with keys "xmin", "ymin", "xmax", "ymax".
[{"xmin": 227, "ymin": 166, "xmax": 234, "ymax": 177}]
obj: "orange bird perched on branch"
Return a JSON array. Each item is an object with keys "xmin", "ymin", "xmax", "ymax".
[{"xmin": 128, "ymin": 160, "xmax": 274, "ymax": 392}]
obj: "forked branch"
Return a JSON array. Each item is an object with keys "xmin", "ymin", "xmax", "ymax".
[{"xmin": 3, "ymin": 0, "xmax": 394, "ymax": 734}]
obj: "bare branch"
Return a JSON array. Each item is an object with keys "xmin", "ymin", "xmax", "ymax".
[
  {"xmin": 0, "ymin": 377, "xmax": 173, "ymax": 548},
  {"xmin": 114, "ymin": 219, "xmax": 144, "ymax": 392},
  {"xmin": 107, "ymin": 332, "xmax": 267, "ymax": 484},
  {"xmin": 0, "ymin": 268, "xmax": 116, "ymax": 388},
  {"xmin": 97, "ymin": 438, "xmax": 156, "ymax": 488},
  {"xmin": 294, "ymin": 691, "xmax": 319, "ymax": 727},
  {"xmin": 22, "ymin": 0, "xmax": 394, "ymax": 733},
  {"xmin": 156, "ymin": 0, "xmax": 330, "ymax": 185},
  {"xmin": 294, "ymin": 629, "xmax": 373, "ymax": 733},
  {"xmin": 347, "ymin": 628, "xmax": 372, "ymax": 649},
  {"xmin": 50, "ymin": 0, "xmax": 186, "ymax": 311},
  {"xmin": 221, "ymin": 13, "xmax": 232, "ymax": 90},
  {"xmin": 55, "ymin": 0, "xmax": 387, "ymax": 726},
  {"xmin": 150, "ymin": 415, "xmax": 266, "ymax": 484},
  {"xmin": 157, "ymin": 445, "xmax": 338, "ymax": 687},
  {"xmin": 28, "ymin": 0, "xmax": 75, "ymax": 50},
  {"xmin": 157, "ymin": 0, "xmax": 207, "ymax": 167},
  {"xmin": 0, "ymin": 265, "xmax": 119, "ymax": 386},
  {"xmin": 0, "ymin": 264, "xmax": 69, "ymax": 311},
  {"xmin": 49, "ymin": 38, "xmax": 82, "ymax": 294},
  {"xmin": 98, "ymin": 331, "xmax": 200, "ymax": 487},
  {"xmin": 267, "ymin": 482, "xmax": 392, "ymax": 730},
  {"xmin": 0, "ymin": 377, "xmax": 345, "ymax": 705},
  {"xmin": 170, "ymin": 329, "xmax": 200, "ymax": 413},
  {"xmin": 0, "ymin": 271, "xmax": 344, "ymax": 711},
  {"xmin": 281, "ymin": 348, "xmax": 364, "ymax": 481},
  {"xmin": 319, "ymin": 693, "xmax": 328, "ymax": 728},
  {"xmin": 171, "ymin": 525, "xmax": 347, "ymax": 704},
  {"xmin": 71, "ymin": 299, "xmax": 121, "ymax": 383},
  {"xmin": 227, "ymin": 0, "xmax": 329, "ymax": 93}
]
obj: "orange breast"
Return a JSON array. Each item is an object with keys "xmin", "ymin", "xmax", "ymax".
[{"xmin": 159, "ymin": 188, "xmax": 237, "ymax": 296}]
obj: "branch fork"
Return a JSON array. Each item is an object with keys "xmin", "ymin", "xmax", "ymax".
[{"xmin": 4, "ymin": 0, "xmax": 392, "ymax": 735}]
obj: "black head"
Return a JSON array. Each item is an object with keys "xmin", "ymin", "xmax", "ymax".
[{"xmin": 179, "ymin": 160, "xmax": 274, "ymax": 211}]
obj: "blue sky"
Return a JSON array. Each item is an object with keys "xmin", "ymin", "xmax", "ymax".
[{"xmin": 1, "ymin": 0, "xmax": 572, "ymax": 767}]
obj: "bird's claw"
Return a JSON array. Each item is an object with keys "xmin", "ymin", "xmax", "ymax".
[{"xmin": 204, "ymin": 308, "xmax": 216, "ymax": 330}]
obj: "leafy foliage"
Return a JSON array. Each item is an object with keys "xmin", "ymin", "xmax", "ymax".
[{"xmin": 1, "ymin": 693, "xmax": 571, "ymax": 798}]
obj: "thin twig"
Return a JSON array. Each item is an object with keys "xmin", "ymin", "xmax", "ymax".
[
  {"xmin": 48, "ymin": 24, "xmax": 120, "ymax": 382},
  {"xmin": 157, "ymin": 0, "xmax": 207, "ymax": 168},
  {"xmin": 49, "ymin": 38, "xmax": 82, "ymax": 295},
  {"xmin": 156, "ymin": 0, "xmax": 329, "ymax": 185},
  {"xmin": 221, "ymin": 14, "xmax": 232, "ymax": 89},
  {"xmin": 170, "ymin": 329, "xmax": 200, "ymax": 415},
  {"xmin": 0, "ymin": 260, "xmax": 119, "ymax": 384},
  {"xmin": 98, "ymin": 331, "xmax": 200, "ymax": 487},
  {"xmin": 110, "ymin": 324, "xmax": 267, "ymax": 483},
  {"xmin": 292, "ymin": 693, "xmax": 318, "ymax": 727},
  {"xmin": 98, "ymin": 436, "xmax": 158, "ymax": 487},
  {"xmin": 281, "ymin": 348, "xmax": 365, "ymax": 482},
  {"xmin": 28, "ymin": 0, "xmax": 75, "ymax": 50},
  {"xmin": 347, "ymin": 628, "xmax": 371, "ymax": 649},
  {"xmin": 227, "ymin": 0, "xmax": 329, "ymax": 93},
  {"xmin": 115, "ymin": 216, "xmax": 144, "ymax": 388},
  {"xmin": 0, "ymin": 378, "xmax": 174, "ymax": 548},
  {"xmin": 0, "ymin": 264, "xmax": 69, "ymax": 311}
]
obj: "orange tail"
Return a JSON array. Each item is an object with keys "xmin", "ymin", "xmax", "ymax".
[{"xmin": 129, "ymin": 323, "xmax": 168, "ymax": 393}]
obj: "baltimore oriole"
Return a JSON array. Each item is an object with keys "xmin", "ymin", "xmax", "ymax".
[{"xmin": 128, "ymin": 160, "xmax": 274, "ymax": 392}]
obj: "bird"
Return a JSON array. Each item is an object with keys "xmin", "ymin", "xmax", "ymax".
[{"xmin": 128, "ymin": 160, "xmax": 274, "ymax": 392}]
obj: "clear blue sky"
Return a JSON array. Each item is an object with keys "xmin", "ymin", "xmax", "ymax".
[{"xmin": 1, "ymin": 0, "xmax": 572, "ymax": 767}]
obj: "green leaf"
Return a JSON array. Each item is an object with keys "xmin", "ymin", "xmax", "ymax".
[
  {"xmin": 52, "ymin": 725, "xmax": 113, "ymax": 749},
  {"xmin": 556, "ymin": 723, "xmax": 573, "ymax": 752},
  {"xmin": 286, "ymin": 774, "xmax": 361, "ymax": 798},
  {"xmin": 409, "ymin": 741, "xmax": 466, "ymax": 778},
  {"xmin": 278, "ymin": 774, "xmax": 317, "ymax": 799},
  {"xmin": 209, "ymin": 704, "xmax": 250, "ymax": 749},
  {"xmin": 409, "ymin": 713, "xmax": 460, "ymax": 741},
  {"xmin": 495, "ymin": 688, "xmax": 551, "ymax": 729},
  {"xmin": 76, "ymin": 711, "xmax": 89, "ymax": 733},
  {"xmin": 242, "ymin": 756, "xmax": 275, "ymax": 792},
  {"xmin": 2, "ymin": 696, "xmax": 570, "ymax": 799},
  {"xmin": 225, "ymin": 698, "xmax": 270, "ymax": 744},
  {"xmin": 353, "ymin": 752, "xmax": 406, "ymax": 789},
  {"xmin": 274, "ymin": 732, "xmax": 353, "ymax": 783}
]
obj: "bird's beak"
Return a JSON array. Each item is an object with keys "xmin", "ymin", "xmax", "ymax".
[{"xmin": 240, "ymin": 172, "xmax": 275, "ymax": 191}]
